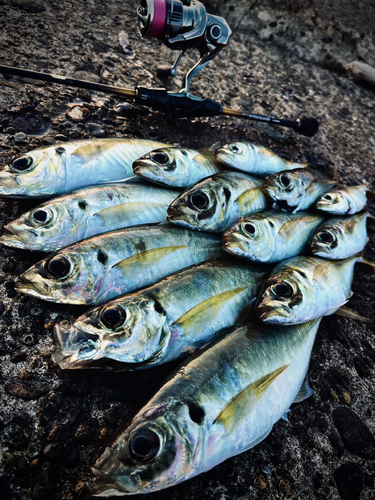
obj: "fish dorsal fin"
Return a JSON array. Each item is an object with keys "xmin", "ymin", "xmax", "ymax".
[
  {"xmin": 213, "ymin": 365, "xmax": 289, "ymax": 434},
  {"xmin": 173, "ymin": 286, "xmax": 248, "ymax": 330},
  {"xmin": 94, "ymin": 202, "xmax": 168, "ymax": 227},
  {"xmin": 114, "ymin": 245, "xmax": 187, "ymax": 271},
  {"xmin": 71, "ymin": 142, "xmax": 117, "ymax": 163},
  {"xmin": 236, "ymin": 187, "xmax": 267, "ymax": 212},
  {"xmin": 293, "ymin": 375, "xmax": 312, "ymax": 404},
  {"xmin": 334, "ymin": 306, "xmax": 372, "ymax": 323}
]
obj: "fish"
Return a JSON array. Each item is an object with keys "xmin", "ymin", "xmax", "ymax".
[
  {"xmin": 167, "ymin": 171, "xmax": 268, "ymax": 233},
  {"xmin": 89, "ymin": 318, "xmax": 320, "ymax": 496},
  {"xmin": 132, "ymin": 146, "xmax": 223, "ymax": 188},
  {"xmin": 0, "ymin": 138, "xmax": 170, "ymax": 198},
  {"xmin": 222, "ymin": 211, "xmax": 325, "ymax": 263},
  {"xmin": 314, "ymin": 185, "xmax": 373, "ymax": 214},
  {"xmin": 256, "ymin": 254, "xmax": 361, "ymax": 324},
  {"xmin": 0, "ymin": 183, "xmax": 181, "ymax": 252},
  {"xmin": 215, "ymin": 142, "xmax": 307, "ymax": 177},
  {"xmin": 262, "ymin": 168, "xmax": 336, "ymax": 213},
  {"xmin": 308, "ymin": 212, "xmax": 372, "ymax": 259},
  {"xmin": 15, "ymin": 225, "xmax": 224, "ymax": 305},
  {"xmin": 52, "ymin": 257, "xmax": 270, "ymax": 369}
]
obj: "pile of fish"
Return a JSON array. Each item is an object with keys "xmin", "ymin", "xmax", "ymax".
[{"xmin": 0, "ymin": 138, "xmax": 373, "ymax": 496}]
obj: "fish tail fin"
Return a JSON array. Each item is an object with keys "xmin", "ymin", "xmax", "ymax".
[
  {"xmin": 335, "ymin": 305, "xmax": 372, "ymax": 323},
  {"xmin": 367, "ymin": 215, "xmax": 375, "ymax": 226},
  {"xmin": 366, "ymin": 189, "xmax": 375, "ymax": 200}
]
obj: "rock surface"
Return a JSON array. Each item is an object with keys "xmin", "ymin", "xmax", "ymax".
[{"xmin": 0, "ymin": 1, "xmax": 375, "ymax": 500}]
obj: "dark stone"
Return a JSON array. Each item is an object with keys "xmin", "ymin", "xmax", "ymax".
[
  {"xmin": 11, "ymin": 1, "xmax": 46, "ymax": 13},
  {"xmin": 10, "ymin": 350, "xmax": 27, "ymax": 363},
  {"xmin": 317, "ymin": 412, "xmax": 329, "ymax": 433},
  {"xmin": 92, "ymin": 40, "xmax": 110, "ymax": 53},
  {"xmin": 334, "ymin": 463, "xmax": 363, "ymax": 500},
  {"xmin": 53, "ymin": 134, "xmax": 67, "ymax": 141},
  {"xmin": 86, "ymin": 122, "xmax": 105, "ymax": 138},
  {"xmin": 42, "ymin": 443, "xmax": 60, "ymax": 461},
  {"xmin": 4, "ymin": 379, "xmax": 46, "ymax": 400},
  {"xmin": 332, "ymin": 407, "xmax": 375, "ymax": 459},
  {"xmin": 0, "ymin": 302, "xmax": 5, "ymax": 315},
  {"xmin": 328, "ymin": 431, "xmax": 345, "ymax": 456},
  {"xmin": 32, "ymin": 463, "xmax": 56, "ymax": 500},
  {"xmin": 14, "ymin": 132, "xmax": 27, "ymax": 144},
  {"xmin": 353, "ymin": 355, "xmax": 373, "ymax": 377}
]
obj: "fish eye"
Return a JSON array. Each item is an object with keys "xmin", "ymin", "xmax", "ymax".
[
  {"xmin": 11, "ymin": 155, "xmax": 33, "ymax": 172},
  {"xmin": 190, "ymin": 191, "xmax": 209, "ymax": 210},
  {"xmin": 229, "ymin": 143, "xmax": 241, "ymax": 154},
  {"xmin": 129, "ymin": 428, "xmax": 160, "ymax": 463},
  {"xmin": 151, "ymin": 151, "xmax": 169, "ymax": 164},
  {"xmin": 45, "ymin": 256, "xmax": 71, "ymax": 279},
  {"xmin": 323, "ymin": 194, "xmax": 332, "ymax": 201},
  {"xmin": 280, "ymin": 174, "xmax": 291, "ymax": 188},
  {"xmin": 242, "ymin": 222, "xmax": 258, "ymax": 237},
  {"xmin": 271, "ymin": 281, "xmax": 293, "ymax": 299},
  {"xmin": 30, "ymin": 208, "xmax": 53, "ymax": 226},
  {"xmin": 317, "ymin": 231, "xmax": 334, "ymax": 243},
  {"xmin": 100, "ymin": 304, "xmax": 127, "ymax": 330}
]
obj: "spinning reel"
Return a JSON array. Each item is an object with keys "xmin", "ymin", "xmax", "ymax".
[{"xmin": 137, "ymin": 0, "xmax": 231, "ymax": 95}]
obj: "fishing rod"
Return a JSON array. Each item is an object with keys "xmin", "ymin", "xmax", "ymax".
[{"xmin": 0, "ymin": 0, "xmax": 319, "ymax": 138}]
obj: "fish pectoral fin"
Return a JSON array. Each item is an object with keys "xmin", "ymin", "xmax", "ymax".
[
  {"xmin": 71, "ymin": 142, "xmax": 115, "ymax": 163},
  {"xmin": 94, "ymin": 202, "xmax": 167, "ymax": 227},
  {"xmin": 334, "ymin": 306, "xmax": 372, "ymax": 323},
  {"xmin": 213, "ymin": 365, "xmax": 289, "ymax": 434},
  {"xmin": 235, "ymin": 187, "xmax": 266, "ymax": 212},
  {"xmin": 236, "ymin": 298, "xmax": 256, "ymax": 324},
  {"xmin": 113, "ymin": 245, "xmax": 187, "ymax": 271},
  {"xmin": 173, "ymin": 286, "xmax": 249, "ymax": 330},
  {"xmin": 293, "ymin": 375, "xmax": 313, "ymax": 404},
  {"xmin": 281, "ymin": 411, "xmax": 290, "ymax": 422}
]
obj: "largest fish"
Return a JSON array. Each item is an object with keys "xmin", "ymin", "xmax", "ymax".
[
  {"xmin": 16, "ymin": 225, "xmax": 224, "ymax": 305},
  {"xmin": 90, "ymin": 318, "xmax": 320, "ymax": 496},
  {"xmin": 0, "ymin": 138, "xmax": 170, "ymax": 198}
]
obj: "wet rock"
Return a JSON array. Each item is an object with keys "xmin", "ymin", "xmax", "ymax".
[
  {"xmin": 353, "ymin": 355, "xmax": 373, "ymax": 377},
  {"xmin": 4, "ymin": 126, "xmax": 15, "ymax": 135},
  {"xmin": 332, "ymin": 407, "xmax": 375, "ymax": 459},
  {"xmin": 328, "ymin": 431, "xmax": 345, "ymax": 456},
  {"xmin": 42, "ymin": 443, "xmax": 60, "ymax": 461},
  {"xmin": 32, "ymin": 463, "xmax": 56, "ymax": 500},
  {"xmin": 53, "ymin": 134, "xmax": 67, "ymax": 141},
  {"xmin": 11, "ymin": 1, "xmax": 46, "ymax": 13},
  {"xmin": 86, "ymin": 122, "xmax": 106, "ymax": 138},
  {"xmin": 4, "ymin": 379, "xmax": 46, "ymax": 399},
  {"xmin": 334, "ymin": 463, "xmax": 363, "ymax": 500},
  {"xmin": 14, "ymin": 132, "xmax": 27, "ymax": 144}
]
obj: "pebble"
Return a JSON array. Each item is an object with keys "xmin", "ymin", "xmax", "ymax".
[
  {"xmin": 4, "ymin": 379, "xmax": 46, "ymax": 399},
  {"xmin": 5, "ymin": 127, "xmax": 15, "ymax": 135},
  {"xmin": 332, "ymin": 407, "xmax": 375, "ymax": 459},
  {"xmin": 75, "ymin": 424, "xmax": 92, "ymax": 444},
  {"xmin": 73, "ymin": 71, "xmax": 100, "ymax": 83},
  {"xmin": 329, "ymin": 431, "xmax": 345, "ymax": 456},
  {"xmin": 54, "ymin": 134, "xmax": 67, "ymax": 141},
  {"xmin": 353, "ymin": 355, "xmax": 372, "ymax": 377},
  {"xmin": 11, "ymin": 0, "xmax": 46, "ymax": 13},
  {"xmin": 14, "ymin": 132, "xmax": 27, "ymax": 143},
  {"xmin": 333, "ymin": 462, "xmax": 363, "ymax": 500},
  {"xmin": 86, "ymin": 122, "xmax": 106, "ymax": 138}
]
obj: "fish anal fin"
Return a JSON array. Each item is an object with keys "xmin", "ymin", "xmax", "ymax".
[
  {"xmin": 293, "ymin": 375, "xmax": 313, "ymax": 404},
  {"xmin": 335, "ymin": 305, "xmax": 372, "ymax": 323},
  {"xmin": 114, "ymin": 245, "xmax": 187, "ymax": 271},
  {"xmin": 213, "ymin": 365, "xmax": 289, "ymax": 434}
]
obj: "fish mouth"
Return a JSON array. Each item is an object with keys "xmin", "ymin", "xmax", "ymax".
[
  {"xmin": 256, "ymin": 303, "xmax": 289, "ymax": 323},
  {"xmin": 90, "ymin": 468, "xmax": 132, "ymax": 496},
  {"xmin": 52, "ymin": 321, "xmax": 102, "ymax": 369},
  {"xmin": 0, "ymin": 224, "xmax": 37, "ymax": 249},
  {"xmin": 15, "ymin": 273, "xmax": 51, "ymax": 298},
  {"xmin": 167, "ymin": 206, "xmax": 185, "ymax": 223}
]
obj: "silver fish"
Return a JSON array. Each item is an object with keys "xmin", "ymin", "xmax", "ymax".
[
  {"xmin": 215, "ymin": 142, "xmax": 306, "ymax": 177},
  {"xmin": 90, "ymin": 318, "xmax": 320, "ymax": 496},
  {"xmin": 256, "ymin": 255, "xmax": 360, "ymax": 324},
  {"xmin": 1, "ymin": 183, "xmax": 181, "ymax": 252},
  {"xmin": 132, "ymin": 146, "xmax": 223, "ymax": 188},
  {"xmin": 52, "ymin": 258, "xmax": 269, "ymax": 369},
  {"xmin": 308, "ymin": 212, "xmax": 371, "ymax": 259},
  {"xmin": 222, "ymin": 211, "xmax": 325, "ymax": 263},
  {"xmin": 0, "ymin": 139, "xmax": 170, "ymax": 198},
  {"xmin": 15, "ymin": 225, "xmax": 224, "ymax": 305},
  {"xmin": 167, "ymin": 171, "xmax": 268, "ymax": 233},
  {"xmin": 314, "ymin": 185, "xmax": 370, "ymax": 214},
  {"xmin": 263, "ymin": 168, "xmax": 336, "ymax": 213}
]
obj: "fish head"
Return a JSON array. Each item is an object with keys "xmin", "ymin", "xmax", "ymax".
[
  {"xmin": 52, "ymin": 296, "xmax": 168, "ymax": 368},
  {"xmin": 215, "ymin": 142, "xmax": 253, "ymax": 170},
  {"xmin": 133, "ymin": 148, "xmax": 194, "ymax": 187},
  {"xmin": 90, "ymin": 401, "xmax": 203, "ymax": 495},
  {"xmin": 309, "ymin": 225, "xmax": 341, "ymax": 257},
  {"xmin": 315, "ymin": 191, "xmax": 348, "ymax": 214},
  {"xmin": 263, "ymin": 171, "xmax": 304, "ymax": 209},
  {"xmin": 0, "ymin": 198, "xmax": 85, "ymax": 251},
  {"xmin": 256, "ymin": 267, "xmax": 315, "ymax": 324},
  {"xmin": 15, "ymin": 249, "xmax": 105, "ymax": 304},
  {"xmin": 167, "ymin": 178, "xmax": 229, "ymax": 232},
  {"xmin": 0, "ymin": 146, "xmax": 64, "ymax": 197},
  {"xmin": 222, "ymin": 216, "xmax": 274, "ymax": 261}
]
